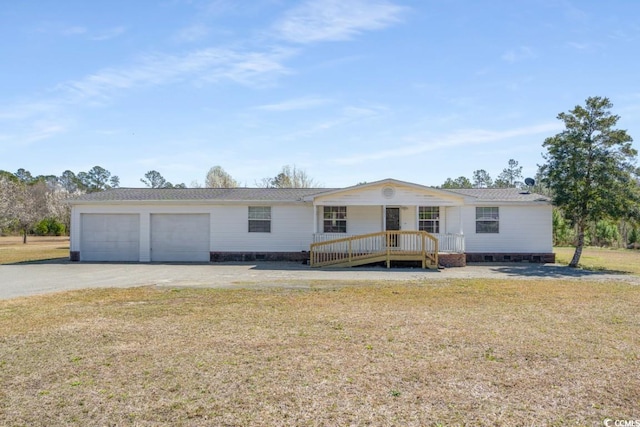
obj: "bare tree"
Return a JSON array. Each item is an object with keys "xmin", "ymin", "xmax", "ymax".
[
  {"xmin": 1, "ymin": 180, "xmax": 51, "ymax": 243},
  {"xmin": 206, "ymin": 166, "xmax": 238, "ymax": 188},
  {"xmin": 0, "ymin": 177, "xmax": 14, "ymax": 231},
  {"xmin": 257, "ymin": 165, "xmax": 318, "ymax": 188}
]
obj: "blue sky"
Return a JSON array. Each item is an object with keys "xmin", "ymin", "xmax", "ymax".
[{"xmin": 1, "ymin": 0, "xmax": 639, "ymax": 188}]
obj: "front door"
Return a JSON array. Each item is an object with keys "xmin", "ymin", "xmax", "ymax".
[{"xmin": 386, "ymin": 207, "xmax": 400, "ymax": 247}]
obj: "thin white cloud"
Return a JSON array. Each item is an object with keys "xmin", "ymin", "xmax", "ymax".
[
  {"xmin": 281, "ymin": 104, "xmax": 386, "ymax": 140},
  {"xmin": 33, "ymin": 22, "xmax": 88, "ymax": 37},
  {"xmin": 1, "ymin": 45, "xmax": 294, "ymax": 145},
  {"xmin": 608, "ymin": 28, "xmax": 639, "ymax": 42},
  {"xmin": 34, "ymin": 22, "xmax": 125, "ymax": 41},
  {"xmin": 0, "ymin": 101, "xmax": 59, "ymax": 121},
  {"xmin": 16, "ymin": 122, "xmax": 67, "ymax": 146},
  {"xmin": 174, "ymin": 23, "xmax": 210, "ymax": 43},
  {"xmin": 274, "ymin": 0, "xmax": 406, "ymax": 44},
  {"xmin": 29, "ymin": 123, "xmax": 66, "ymax": 142},
  {"xmin": 334, "ymin": 122, "xmax": 563, "ymax": 165},
  {"xmin": 566, "ymin": 41, "xmax": 590, "ymax": 50},
  {"xmin": 201, "ymin": 0, "xmax": 236, "ymax": 17},
  {"xmin": 501, "ymin": 46, "xmax": 536, "ymax": 63},
  {"xmin": 90, "ymin": 26, "xmax": 127, "ymax": 41},
  {"xmin": 61, "ymin": 26, "xmax": 87, "ymax": 36},
  {"xmin": 256, "ymin": 96, "xmax": 332, "ymax": 111},
  {"xmin": 61, "ymin": 46, "xmax": 294, "ymax": 101}
]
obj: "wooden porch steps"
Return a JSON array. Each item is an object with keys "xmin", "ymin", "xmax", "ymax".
[{"xmin": 310, "ymin": 231, "xmax": 439, "ymax": 269}]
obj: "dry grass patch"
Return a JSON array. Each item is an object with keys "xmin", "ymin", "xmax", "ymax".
[
  {"xmin": 1, "ymin": 280, "xmax": 638, "ymax": 426},
  {"xmin": 0, "ymin": 236, "xmax": 69, "ymax": 264},
  {"xmin": 555, "ymin": 246, "xmax": 640, "ymax": 275}
]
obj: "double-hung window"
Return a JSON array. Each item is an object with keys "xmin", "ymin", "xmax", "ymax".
[
  {"xmin": 323, "ymin": 206, "xmax": 347, "ymax": 233},
  {"xmin": 476, "ymin": 207, "xmax": 499, "ymax": 233},
  {"xmin": 248, "ymin": 206, "xmax": 271, "ymax": 233},
  {"xmin": 418, "ymin": 207, "xmax": 440, "ymax": 233}
]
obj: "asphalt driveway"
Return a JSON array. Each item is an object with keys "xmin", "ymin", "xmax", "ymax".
[{"xmin": 1, "ymin": 261, "xmax": 638, "ymax": 300}]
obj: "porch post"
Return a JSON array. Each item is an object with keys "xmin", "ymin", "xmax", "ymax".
[
  {"xmin": 313, "ymin": 204, "xmax": 318, "ymax": 234},
  {"xmin": 458, "ymin": 206, "xmax": 463, "ymax": 234}
]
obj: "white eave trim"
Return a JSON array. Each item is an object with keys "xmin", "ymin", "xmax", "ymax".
[{"xmin": 67, "ymin": 199, "xmax": 310, "ymax": 206}]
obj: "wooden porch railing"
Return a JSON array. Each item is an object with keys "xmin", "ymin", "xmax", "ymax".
[
  {"xmin": 314, "ymin": 232, "xmax": 464, "ymax": 253},
  {"xmin": 309, "ymin": 231, "xmax": 438, "ymax": 269}
]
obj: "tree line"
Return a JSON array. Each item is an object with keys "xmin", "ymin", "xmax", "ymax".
[
  {"xmin": 0, "ymin": 166, "xmax": 123, "ymax": 243},
  {"xmin": 0, "ymin": 164, "xmax": 319, "ymax": 242},
  {"xmin": 439, "ymin": 158, "xmax": 527, "ymax": 189}
]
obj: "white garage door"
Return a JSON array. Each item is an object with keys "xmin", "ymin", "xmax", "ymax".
[
  {"xmin": 151, "ymin": 214, "xmax": 210, "ymax": 262},
  {"xmin": 81, "ymin": 214, "xmax": 140, "ymax": 262}
]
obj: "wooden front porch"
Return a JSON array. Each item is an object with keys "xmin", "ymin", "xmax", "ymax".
[{"xmin": 309, "ymin": 231, "xmax": 440, "ymax": 269}]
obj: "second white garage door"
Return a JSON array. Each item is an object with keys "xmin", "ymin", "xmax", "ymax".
[{"xmin": 150, "ymin": 214, "xmax": 210, "ymax": 262}]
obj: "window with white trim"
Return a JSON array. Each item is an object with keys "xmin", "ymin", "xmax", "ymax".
[
  {"xmin": 323, "ymin": 206, "xmax": 347, "ymax": 233},
  {"xmin": 419, "ymin": 206, "xmax": 440, "ymax": 233},
  {"xmin": 248, "ymin": 206, "xmax": 271, "ymax": 232},
  {"xmin": 476, "ymin": 207, "xmax": 499, "ymax": 233}
]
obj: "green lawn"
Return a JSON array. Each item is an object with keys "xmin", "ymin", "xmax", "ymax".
[
  {"xmin": 554, "ymin": 246, "xmax": 640, "ymax": 274},
  {"xmin": 0, "ymin": 236, "xmax": 69, "ymax": 264}
]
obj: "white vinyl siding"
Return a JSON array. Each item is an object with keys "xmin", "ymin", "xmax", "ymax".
[
  {"xmin": 463, "ymin": 205, "xmax": 552, "ymax": 252},
  {"xmin": 211, "ymin": 204, "xmax": 313, "ymax": 252},
  {"xmin": 444, "ymin": 206, "xmax": 462, "ymax": 234}
]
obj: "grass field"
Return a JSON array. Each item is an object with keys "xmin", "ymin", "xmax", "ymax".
[
  {"xmin": 0, "ymin": 236, "xmax": 69, "ymax": 264},
  {"xmin": 1, "ymin": 280, "xmax": 638, "ymax": 426},
  {"xmin": 1, "ymin": 237, "xmax": 639, "ymax": 424},
  {"xmin": 554, "ymin": 246, "xmax": 640, "ymax": 275}
]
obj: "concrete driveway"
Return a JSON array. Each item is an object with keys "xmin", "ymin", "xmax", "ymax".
[{"xmin": 1, "ymin": 261, "xmax": 638, "ymax": 300}]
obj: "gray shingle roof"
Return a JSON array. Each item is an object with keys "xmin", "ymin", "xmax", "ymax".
[
  {"xmin": 68, "ymin": 186, "xmax": 550, "ymax": 203},
  {"xmin": 68, "ymin": 187, "xmax": 337, "ymax": 202},
  {"xmin": 445, "ymin": 188, "xmax": 551, "ymax": 202}
]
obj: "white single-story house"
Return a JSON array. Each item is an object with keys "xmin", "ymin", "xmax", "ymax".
[{"xmin": 67, "ymin": 178, "xmax": 554, "ymax": 267}]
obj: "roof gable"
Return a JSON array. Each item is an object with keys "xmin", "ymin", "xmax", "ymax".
[{"xmin": 308, "ymin": 178, "xmax": 465, "ymax": 206}]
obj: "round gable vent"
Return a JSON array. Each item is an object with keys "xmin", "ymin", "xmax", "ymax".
[{"xmin": 382, "ymin": 186, "xmax": 395, "ymax": 199}]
